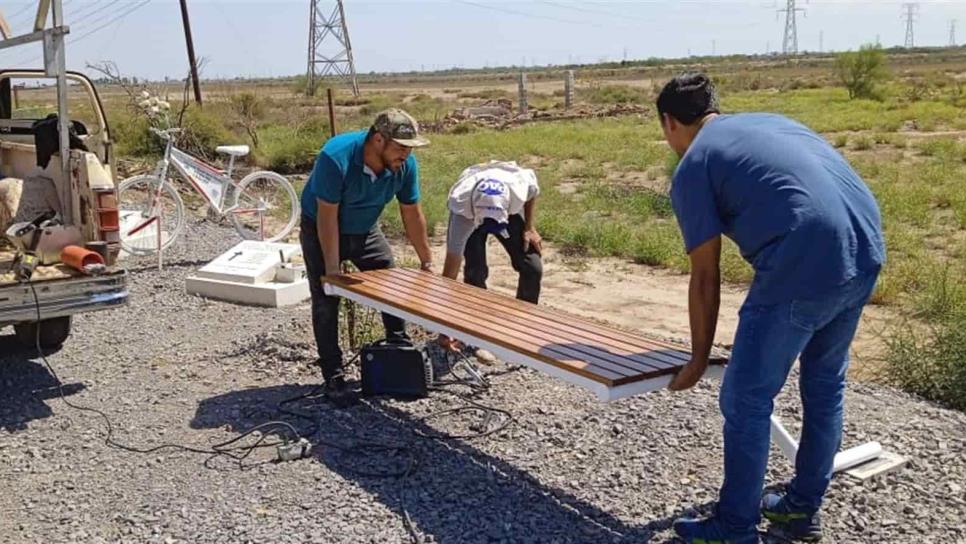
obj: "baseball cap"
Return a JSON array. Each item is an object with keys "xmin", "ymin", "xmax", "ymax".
[
  {"xmin": 473, "ymin": 178, "xmax": 510, "ymax": 238},
  {"xmin": 372, "ymin": 108, "xmax": 430, "ymax": 148}
]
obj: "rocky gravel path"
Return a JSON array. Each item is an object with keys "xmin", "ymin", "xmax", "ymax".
[{"xmin": 1, "ymin": 220, "xmax": 964, "ymax": 543}]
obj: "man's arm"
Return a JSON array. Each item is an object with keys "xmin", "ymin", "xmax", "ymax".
[
  {"xmin": 318, "ymin": 200, "xmax": 341, "ymax": 276},
  {"xmin": 668, "ymin": 235, "xmax": 721, "ymax": 391},
  {"xmin": 399, "ymin": 203, "xmax": 433, "ymax": 270},
  {"xmin": 522, "ymin": 197, "xmax": 542, "ymax": 254}
]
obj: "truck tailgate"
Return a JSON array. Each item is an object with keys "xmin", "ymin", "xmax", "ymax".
[{"xmin": 0, "ymin": 272, "xmax": 128, "ymax": 324}]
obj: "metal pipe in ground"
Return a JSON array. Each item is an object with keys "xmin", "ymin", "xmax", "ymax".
[
  {"xmin": 327, "ymin": 88, "xmax": 336, "ymax": 137},
  {"xmin": 518, "ymin": 73, "xmax": 528, "ymax": 115}
]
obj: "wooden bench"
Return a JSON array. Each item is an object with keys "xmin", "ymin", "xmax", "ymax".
[{"xmin": 323, "ymin": 268, "xmax": 883, "ymax": 473}]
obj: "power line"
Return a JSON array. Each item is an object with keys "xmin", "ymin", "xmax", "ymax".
[
  {"xmin": 63, "ymin": 0, "xmax": 153, "ymax": 46},
  {"xmin": 68, "ymin": 0, "xmax": 127, "ymax": 30},
  {"xmin": 68, "ymin": 0, "xmax": 119, "ymax": 22},
  {"xmin": 7, "ymin": 3, "xmax": 42, "ymax": 30},
  {"xmin": 536, "ymin": 0, "xmax": 647, "ymax": 23},
  {"xmin": 5, "ymin": 2, "xmax": 37, "ymax": 24},
  {"xmin": 6, "ymin": 0, "xmax": 153, "ymax": 67},
  {"xmin": 455, "ymin": 0, "xmax": 603, "ymax": 28}
]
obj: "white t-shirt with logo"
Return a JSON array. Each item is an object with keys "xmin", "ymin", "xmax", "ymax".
[{"xmin": 446, "ymin": 161, "xmax": 540, "ymax": 256}]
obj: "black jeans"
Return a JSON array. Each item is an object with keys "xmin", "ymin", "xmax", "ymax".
[
  {"xmin": 300, "ymin": 215, "xmax": 408, "ymax": 380},
  {"xmin": 463, "ymin": 213, "xmax": 543, "ymax": 303}
]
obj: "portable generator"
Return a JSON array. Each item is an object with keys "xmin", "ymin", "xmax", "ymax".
[{"xmin": 360, "ymin": 339, "xmax": 434, "ymax": 399}]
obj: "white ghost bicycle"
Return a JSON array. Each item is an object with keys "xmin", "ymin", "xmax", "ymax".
[{"xmin": 117, "ymin": 127, "xmax": 299, "ymax": 255}]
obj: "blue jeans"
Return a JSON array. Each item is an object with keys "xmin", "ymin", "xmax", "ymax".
[{"xmin": 716, "ymin": 270, "xmax": 879, "ymax": 534}]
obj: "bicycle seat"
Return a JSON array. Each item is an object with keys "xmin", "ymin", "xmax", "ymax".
[{"xmin": 215, "ymin": 145, "xmax": 250, "ymax": 157}]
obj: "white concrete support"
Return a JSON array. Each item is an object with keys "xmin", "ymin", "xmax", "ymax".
[
  {"xmin": 518, "ymin": 72, "xmax": 528, "ymax": 115},
  {"xmin": 770, "ymin": 414, "xmax": 883, "ymax": 473}
]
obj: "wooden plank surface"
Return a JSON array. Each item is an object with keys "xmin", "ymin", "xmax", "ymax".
[{"xmin": 324, "ymin": 269, "xmax": 700, "ymax": 387}]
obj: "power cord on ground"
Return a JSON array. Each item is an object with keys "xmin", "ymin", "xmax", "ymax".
[
  {"xmin": 26, "ymin": 283, "xmax": 311, "ymax": 467},
  {"xmin": 25, "ymin": 282, "xmax": 514, "ymax": 543}
]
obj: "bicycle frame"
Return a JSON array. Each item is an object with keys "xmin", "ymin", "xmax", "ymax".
[
  {"xmin": 155, "ymin": 137, "xmax": 241, "ymax": 214},
  {"xmin": 125, "ymin": 133, "xmax": 274, "ymax": 243}
]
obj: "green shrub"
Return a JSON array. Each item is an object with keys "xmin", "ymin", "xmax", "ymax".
[
  {"xmin": 833, "ymin": 134, "xmax": 849, "ymax": 148},
  {"xmin": 110, "ymin": 110, "xmax": 160, "ymax": 158},
  {"xmin": 836, "ymin": 44, "xmax": 890, "ymax": 100},
  {"xmin": 256, "ymin": 121, "xmax": 327, "ymax": 174},
  {"xmin": 852, "ymin": 135, "xmax": 873, "ymax": 150},
  {"xmin": 456, "ymin": 88, "xmax": 509, "ymax": 100},
  {"xmin": 580, "ymin": 84, "xmax": 650, "ymax": 105},
  {"xmin": 883, "ymin": 314, "xmax": 966, "ymax": 411},
  {"xmin": 359, "ymin": 95, "xmax": 396, "ymax": 116},
  {"xmin": 881, "ymin": 264, "xmax": 966, "ymax": 410},
  {"xmin": 449, "ymin": 122, "xmax": 476, "ymax": 135}
]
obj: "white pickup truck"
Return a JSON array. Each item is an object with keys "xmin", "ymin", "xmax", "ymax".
[{"xmin": 0, "ymin": 9, "xmax": 127, "ymax": 350}]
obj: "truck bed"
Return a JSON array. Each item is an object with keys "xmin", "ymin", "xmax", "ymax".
[{"xmin": 0, "ymin": 249, "xmax": 128, "ymax": 324}]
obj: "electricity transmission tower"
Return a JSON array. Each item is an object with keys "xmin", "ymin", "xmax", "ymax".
[
  {"xmin": 777, "ymin": 0, "xmax": 806, "ymax": 55},
  {"xmin": 902, "ymin": 3, "xmax": 919, "ymax": 49},
  {"xmin": 951, "ymin": 19, "xmax": 958, "ymax": 47},
  {"xmin": 307, "ymin": 0, "xmax": 359, "ymax": 97}
]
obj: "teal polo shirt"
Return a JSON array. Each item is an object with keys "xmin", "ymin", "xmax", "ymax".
[{"xmin": 300, "ymin": 130, "xmax": 420, "ymax": 234}]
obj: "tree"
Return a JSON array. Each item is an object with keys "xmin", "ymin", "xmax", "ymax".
[
  {"xmin": 229, "ymin": 92, "xmax": 264, "ymax": 148},
  {"xmin": 836, "ymin": 44, "xmax": 890, "ymax": 100}
]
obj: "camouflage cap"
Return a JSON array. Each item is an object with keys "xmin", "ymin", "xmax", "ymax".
[{"xmin": 372, "ymin": 108, "xmax": 429, "ymax": 148}]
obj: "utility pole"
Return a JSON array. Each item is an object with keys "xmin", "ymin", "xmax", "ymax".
[
  {"xmin": 777, "ymin": 0, "xmax": 806, "ymax": 55},
  {"xmin": 902, "ymin": 3, "xmax": 918, "ymax": 49},
  {"xmin": 950, "ymin": 19, "xmax": 958, "ymax": 47},
  {"xmin": 179, "ymin": 0, "xmax": 202, "ymax": 105},
  {"xmin": 307, "ymin": 0, "xmax": 359, "ymax": 97}
]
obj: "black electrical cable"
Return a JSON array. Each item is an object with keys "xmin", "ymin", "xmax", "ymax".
[
  {"xmin": 24, "ymin": 281, "xmax": 515, "ymax": 543},
  {"xmin": 26, "ymin": 283, "xmax": 305, "ymax": 468}
]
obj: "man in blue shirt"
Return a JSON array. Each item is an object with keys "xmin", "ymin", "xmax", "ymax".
[
  {"xmin": 299, "ymin": 109, "xmax": 433, "ymax": 407},
  {"xmin": 658, "ymin": 74, "xmax": 885, "ymax": 543}
]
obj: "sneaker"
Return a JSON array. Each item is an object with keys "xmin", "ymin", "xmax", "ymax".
[
  {"xmin": 322, "ymin": 375, "xmax": 358, "ymax": 408},
  {"xmin": 673, "ymin": 516, "xmax": 761, "ymax": 544},
  {"xmin": 761, "ymin": 493, "xmax": 823, "ymax": 542}
]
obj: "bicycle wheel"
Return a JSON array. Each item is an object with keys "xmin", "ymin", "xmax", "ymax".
[
  {"xmin": 228, "ymin": 170, "xmax": 299, "ymax": 242},
  {"xmin": 117, "ymin": 174, "xmax": 185, "ymax": 255}
]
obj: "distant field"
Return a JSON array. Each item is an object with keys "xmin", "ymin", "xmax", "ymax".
[{"xmin": 10, "ymin": 47, "xmax": 966, "ymax": 405}]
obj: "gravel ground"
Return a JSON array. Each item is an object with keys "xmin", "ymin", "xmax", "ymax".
[{"xmin": 1, "ymin": 219, "xmax": 965, "ymax": 544}]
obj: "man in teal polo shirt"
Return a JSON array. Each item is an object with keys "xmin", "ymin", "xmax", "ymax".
[{"xmin": 299, "ymin": 109, "xmax": 433, "ymax": 406}]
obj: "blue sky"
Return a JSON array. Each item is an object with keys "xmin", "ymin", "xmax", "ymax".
[{"xmin": 1, "ymin": 1, "xmax": 965, "ymax": 81}]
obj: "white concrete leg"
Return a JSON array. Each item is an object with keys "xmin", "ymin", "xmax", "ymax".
[{"xmin": 769, "ymin": 414, "xmax": 883, "ymax": 473}]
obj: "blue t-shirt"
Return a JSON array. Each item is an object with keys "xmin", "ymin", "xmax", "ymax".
[
  {"xmin": 670, "ymin": 113, "xmax": 885, "ymax": 305},
  {"xmin": 300, "ymin": 130, "xmax": 420, "ymax": 234}
]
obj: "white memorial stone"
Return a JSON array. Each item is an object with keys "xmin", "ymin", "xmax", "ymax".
[
  {"xmin": 185, "ymin": 240, "xmax": 310, "ymax": 307},
  {"xmin": 194, "ymin": 240, "xmax": 301, "ymax": 284}
]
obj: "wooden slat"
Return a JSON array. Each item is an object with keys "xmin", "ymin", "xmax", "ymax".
[
  {"xmin": 331, "ymin": 275, "xmax": 630, "ymax": 385},
  {"xmin": 360, "ymin": 270, "xmax": 678, "ymax": 375},
  {"xmin": 390, "ymin": 267, "xmax": 691, "ymax": 361},
  {"xmin": 324, "ymin": 269, "xmax": 704, "ymax": 386},
  {"xmin": 357, "ymin": 273, "xmax": 658, "ymax": 378},
  {"xmin": 382, "ymin": 268, "xmax": 690, "ymax": 367}
]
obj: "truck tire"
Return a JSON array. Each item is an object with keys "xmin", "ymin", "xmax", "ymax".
[{"xmin": 14, "ymin": 316, "xmax": 72, "ymax": 350}]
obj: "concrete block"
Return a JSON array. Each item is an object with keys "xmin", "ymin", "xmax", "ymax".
[
  {"xmin": 185, "ymin": 276, "xmax": 310, "ymax": 307},
  {"xmin": 193, "ymin": 240, "xmax": 300, "ymax": 284}
]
